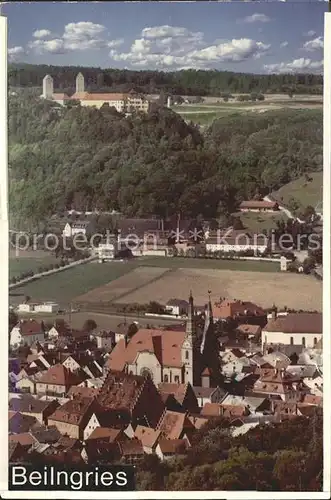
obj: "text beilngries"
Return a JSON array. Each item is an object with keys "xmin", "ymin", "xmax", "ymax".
[{"xmin": 9, "ymin": 465, "xmax": 135, "ymax": 491}]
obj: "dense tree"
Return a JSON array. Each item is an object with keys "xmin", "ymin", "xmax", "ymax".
[
  {"xmin": 9, "ymin": 90, "xmax": 322, "ymax": 231},
  {"xmin": 8, "ymin": 64, "xmax": 323, "ymax": 96}
]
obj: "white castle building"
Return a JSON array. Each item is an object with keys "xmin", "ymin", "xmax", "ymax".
[{"xmin": 40, "ymin": 72, "xmax": 150, "ymax": 112}]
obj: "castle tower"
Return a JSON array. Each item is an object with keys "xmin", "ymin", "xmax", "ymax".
[
  {"xmin": 76, "ymin": 72, "xmax": 85, "ymax": 93},
  {"xmin": 42, "ymin": 74, "xmax": 53, "ymax": 100},
  {"xmin": 181, "ymin": 291, "xmax": 196, "ymax": 385}
]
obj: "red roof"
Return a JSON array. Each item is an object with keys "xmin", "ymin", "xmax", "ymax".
[
  {"xmin": 263, "ymin": 313, "xmax": 322, "ymax": 334},
  {"xmin": 16, "ymin": 320, "xmax": 44, "ymax": 336},
  {"xmin": 52, "ymin": 93, "xmax": 69, "ymax": 100},
  {"xmin": 106, "ymin": 328, "xmax": 186, "ymax": 371},
  {"xmin": 239, "ymin": 200, "xmax": 278, "ymax": 209},
  {"xmin": 213, "ymin": 300, "xmax": 265, "ymax": 320},
  {"xmin": 38, "ymin": 364, "xmax": 84, "ymax": 387}
]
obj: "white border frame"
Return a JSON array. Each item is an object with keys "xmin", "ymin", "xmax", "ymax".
[{"xmin": 0, "ymin": 8, "xmax": 330, "ymax": 500}]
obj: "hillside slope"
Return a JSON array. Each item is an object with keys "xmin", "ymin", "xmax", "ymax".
[{"xmin": 271, "ymin": 172, "xmax": 323, "ymax": 214}]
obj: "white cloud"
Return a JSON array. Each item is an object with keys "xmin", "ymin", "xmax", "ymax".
[
  {"xmin": 33, "ymin": 29, "xmax": 52, "ymax": 39},
  {"xmin": 305, "ymin": 30, "xmax": 317, "ymax": 37},
  {"xmin": 280, "ymin": 41, "xmax": 288, "ymax": 48},
  {"xmin": 264, "ymin": 58, "xmax": 323, "ymax": 74},
  {"xmin": 303, "ymin": 36, "xmax": 324, "ymax": 52},
  {"xmin": 62, "ymin": 21, "xmax": 107, "ymax": 50},
  {"xmin": 142, "ymin": 25, "xmax": 203, "ymax": 43},
  {"xmin": 8, "ymin": 46, "xmax": 25, "ymax": 62},
  {"xmin": 107, "ymin": 38, "xmax": 124, "ymax": 48},
  {"xmin": 241, "ymin": 13, "xmax": 271, "ymax": 24},
  {"xmin": 28, "ymin": 38, "xmax": 66, "ymax": 55},
  {"xmin": 28, "ymin": 21, "xmax": 115, "ymax": 54},
  {"xmin": 111, "ymin": 33, "xmax": 271, "ymax": 70}
]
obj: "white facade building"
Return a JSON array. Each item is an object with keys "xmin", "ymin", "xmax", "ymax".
[{"xmin": 263, "ymin": 312, "xmax": 322, "ymax": 350}]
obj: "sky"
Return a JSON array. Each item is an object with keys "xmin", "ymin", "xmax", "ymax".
[{"xmin": 3, "ymin": 1, "xmax": 328, "ymax": 74}]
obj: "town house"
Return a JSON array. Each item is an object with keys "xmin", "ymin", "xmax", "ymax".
[
  {"xmin": 9, "ymin": 397, "xmax": 59, "ymax": 425},
  {"xmin": 36, "ymin": 364, "xmax": 85, "ymax": 397},
  {"xmin": 262, "ymin": 312, "xmax": 322, "ymax": 351},
  {"xmin": 10, "ymin": 320, "xmax": 45, "ymax": 349},
  {"xmin": 48, "ymin": 397, "xmax": 98, "ymax": 440}
]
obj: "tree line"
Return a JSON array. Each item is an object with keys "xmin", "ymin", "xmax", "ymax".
[
  {"xmin": 9, "ymin": 63, "xmax": 323, "ymax": 96},
  {"xmin": 135, "ymin": 413, "xmax": 322, "ymax": 491}
]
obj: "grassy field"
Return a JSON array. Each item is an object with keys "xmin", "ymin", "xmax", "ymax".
[
  {"xmin": 234, "ymin": 211, "xmax": 289, "ymax": 233},
  {"xmin": 9, "ymin": 252, "xmax": 59, "ymax": 278},
  {"xmin": 10, "ymin": 256, "xmax": 280, "ymax": 305},
  {"xmin": 172, "ymin": 99, "xmax": 322, "ymax": 126},
  {"xmin": 115, "ymin": 268, "xmax": 322, "ymax": 311},
  {"xmin": 271, "ymin": 172, "xmax": 323, "ymax": 212}
]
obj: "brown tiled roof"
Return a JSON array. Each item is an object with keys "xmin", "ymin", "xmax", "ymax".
[
  {"xmin": 97, "ymin": 371, "xmax": 145, "ymax": 412},
  {"xmin": 106, "ymin": 329, "xmax": 186, "ymax": 371},
  {"xmin": 158, "ymin": 383, "xmax": 188, "ymax": 405},
  {"xmin": 301, "ymin": 394, "xmax": 322, "ymax": 406},
  {"xmin": 220, "ymin": 405, "xmax": 250, "ymax": 418},
  {"xmin": 253, "ymin": 369, "xmax": 299, "ymax": 395},
  {"xmin": 213, "ymin": 300, "xmax": 265, "ymax": 320},
  {"xmin": 9, "ymin": 432, "xmax": 37, "ymax": 447},
  {"xmin": 53, "ymin": 93, "xmax": 69, "ymax": 100},
  {"xmin": 134, "ymin": 426, "xmax": 161, "ymax": 449},
  {"xmin": 70, "ymin": 92, "xmax": 90, "ymax": 100},
  {"xmin": 237, "ymin": 324, "xmax": 261, "ymax": 336},
  {"xmin": 9, "ymin": 397, "xmax": 58, "ymax": 415},
  {"xmin": 201, "ymin": 403, "xmax": 222, "ymax": 417},
  {"xmin": 76, "ymin": 92, "xmax": 128, "ymax": 101},
  {"xmin": 87, "ymin": 427, "xmax": 122, "ymax": 443},
  {"xmin": 30, "ymin": 425, "xmax": 61, "ymax": 444},
  {"xmin": 15, "ymin": 320, "xmax": 44, "ymax": 337},
  {"xmin": 9, "ymin": 412, "xmax": 38, "ymax": 434},
  {"xmin": 156, "ymin": 410, "xmax": 193, "ymax": 440},
  {"xmin": 201, "ymin": 367, "xmax": 211, "ymax": 376},
  {"xmin": 158, "ymin": 438, "xmax": 188, "ymax": 454},
  {"xmin": 119, "ymin": 438, "xmax": 144, "ymax": 456},
  {"xmin": 263, "ymin": 313, "xmax": 322, "ymax": 334},
  {"xmin": 239, "ymin": 200, "xmax": 278, "ymax": 209},
  {"xmin": 48, "ymin": 397, "xmax": 97, "ymax": 426},
  {"xmin": 38, "ymin": 364, "xmax": 84, "ymax": 386},
  {"xmin": 55, "ymin": 436, "xmax": 81, "ymax": 451},
  {"xmin": 67, "ymin": 386, "xmax": 100, "ymax": 399}
]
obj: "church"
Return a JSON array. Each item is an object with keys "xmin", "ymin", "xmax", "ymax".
[{"xmin": 105, "ymin": 292, "xmax": 220, "ymax": 387}]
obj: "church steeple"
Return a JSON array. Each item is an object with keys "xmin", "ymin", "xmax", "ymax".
[
  {"xmin": 186, "ymin": 290, "xmax": 195, "ymax": 339},
  {"xmin": 200, "ymin": 291, "xmax": 214, "ymax": 355}
]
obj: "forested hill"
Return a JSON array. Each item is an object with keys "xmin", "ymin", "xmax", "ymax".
[
  {"xmin": 9, "ymin": 63, "xmax": 323, "ymax": 96},
  {"xmin": 8, "ymin": 94, "xmax": 322, "ymax": 228}
]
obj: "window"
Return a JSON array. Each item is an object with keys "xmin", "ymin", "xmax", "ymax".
[
  {"xmin": 314, "ymin": 337, "xmax": 317, "ymax": 346},
  {"xmin": 185, "ymin": 350, "xmax": 189, "ymax": 360},
  {"xmin": 302, "ymin": 337, "xmax": 306, "ymax": 347},
  {"xmin": 164, "ymin": 374, "xmax": 169, "ymax": 383},
  {"xmin": 174, "ymin": 375, "xmax": 180, "ymax": 384},
  {"xmin": 290, "ymin": 337, "xmax": 294, "ymax": 345}
]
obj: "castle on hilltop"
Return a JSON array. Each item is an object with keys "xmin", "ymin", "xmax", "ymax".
[{"xmin": 41, "ymin": 72, "xmax": 150, "ymax": 113}]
